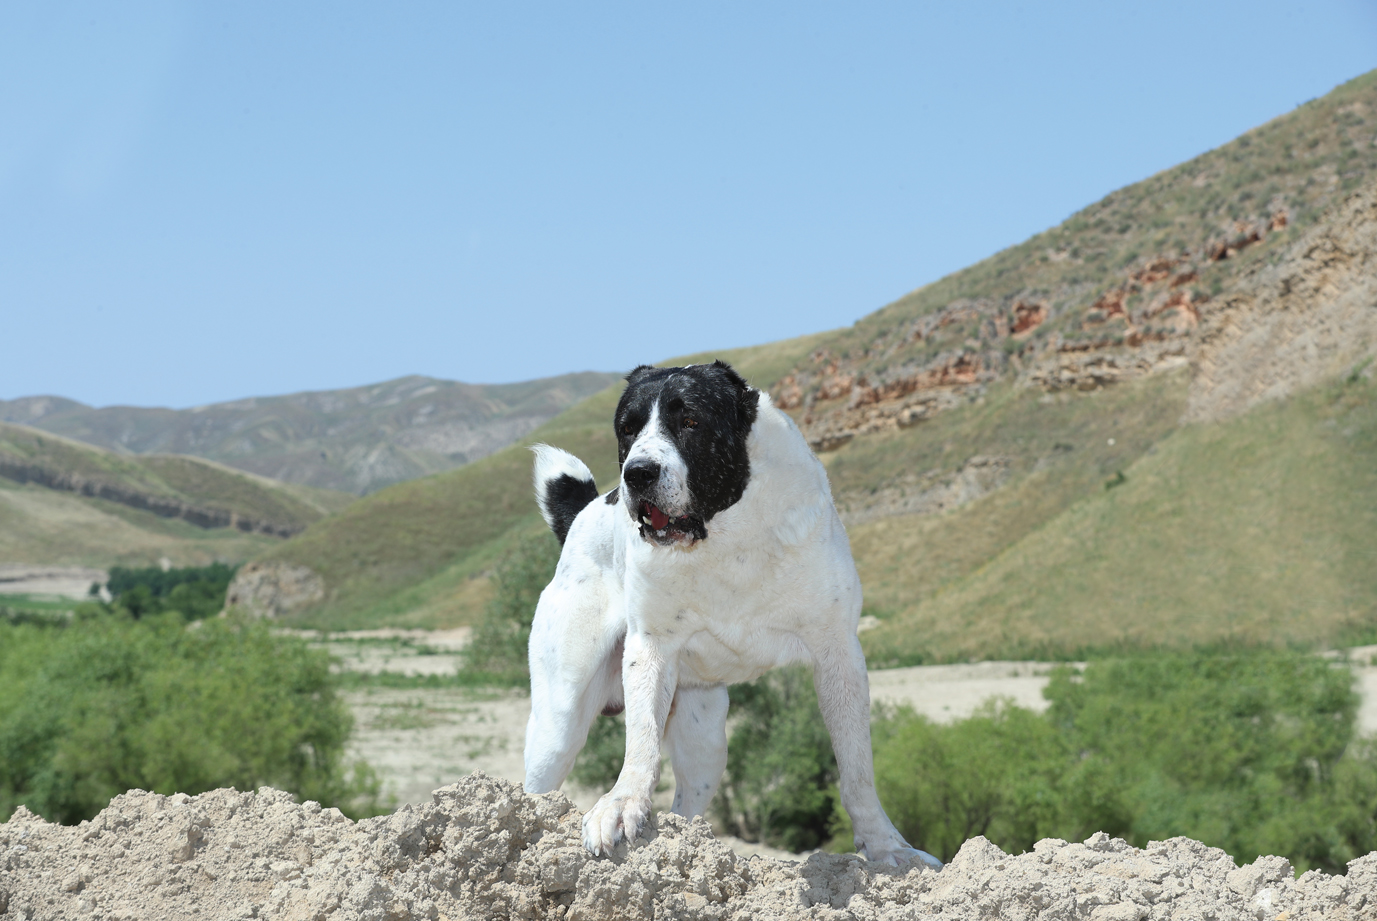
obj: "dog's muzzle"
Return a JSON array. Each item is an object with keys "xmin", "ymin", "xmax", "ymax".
[{"xmin": 623, "ymin": 458, "xmax": 706, "ymax": 546}]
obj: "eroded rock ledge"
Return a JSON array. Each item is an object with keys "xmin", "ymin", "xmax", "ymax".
[
  {"xmin": 2, "ymin": 773, "xmax": 1374, "ymax": 920},
  {"xmin": 0, "ymin": 457, "xmax": 302, "ymax": 538}
]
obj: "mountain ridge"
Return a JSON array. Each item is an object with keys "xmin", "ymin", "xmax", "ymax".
[{"xmin": 0, "ymin": 371, "xmax": 620, "ymax": 495}]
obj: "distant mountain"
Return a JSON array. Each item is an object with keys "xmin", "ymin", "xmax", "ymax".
[
  {"xmin": 0, "ymin": 372, "xmax": 620, "ymax": 495},
  {"xmin": 0, "ymin": 421, "xmax": 355, "ymax": 569}
]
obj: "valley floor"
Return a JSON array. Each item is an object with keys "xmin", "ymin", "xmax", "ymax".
[{"xmin": 323, "ymin": 630, "xmax": 1377, "ymax": 858}]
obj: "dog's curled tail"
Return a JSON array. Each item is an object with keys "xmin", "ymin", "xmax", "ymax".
[{"xmin": 531, "ymin": 444, "xmax": 599, "ymax": 546}]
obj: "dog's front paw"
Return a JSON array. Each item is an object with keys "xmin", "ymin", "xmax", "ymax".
[
  {"xmin": 859, "ymin": 839, "xmax": 944, "ymax": 869},
  {"xmin": 582, "ymin": 788, "xmax": 653, "ymax": 856}
]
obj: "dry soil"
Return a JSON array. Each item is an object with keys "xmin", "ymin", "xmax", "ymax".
[{"xmin": 3, "ymin": 772, "xmax": 1374, "ymax": 920}]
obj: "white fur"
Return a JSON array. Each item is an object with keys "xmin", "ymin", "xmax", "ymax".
[
  {"xmin": 530, "ymin": 443, "xmax": 596, "ymax": 533},
  {"xmin": 523, "ymin": 395, "xmax": 940, "ymax": 868}
]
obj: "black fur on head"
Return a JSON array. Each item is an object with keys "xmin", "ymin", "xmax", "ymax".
[{"xmin": 614, "ymin": 360, "xmax": 759, "ymax": 544}]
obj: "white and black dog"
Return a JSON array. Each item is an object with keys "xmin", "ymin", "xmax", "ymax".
[{"xmin": 523, "ymin": 360, "xmax": 939, "ymax": 868}]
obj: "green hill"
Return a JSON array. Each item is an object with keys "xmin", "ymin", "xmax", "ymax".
[
  {"xmin": 0, "ymin": 422, "xmax": 353, "ymax": 569},
  {"xmin": 859, "ymin": 368, "xmax": 1377, "ymax": 664},
  {"xmin": 241, "ymin": 71, "xmax": 1377, "ymax": 653},
  {"xmin": 852, "ymin": 151, "xmax": 1377, "ymax": 661}
]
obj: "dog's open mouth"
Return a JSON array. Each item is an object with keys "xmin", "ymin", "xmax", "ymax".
[{"xmin": 638, "ymin": 501, "xmax": 705, "ymax": 544}]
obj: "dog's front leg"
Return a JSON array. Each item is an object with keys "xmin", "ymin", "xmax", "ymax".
[
  {"xmin": 812, "ymin": 631, "xmax": 942, "ymax": 869},
  {"xmin": 582, "ymin": 629, "xmax": 677, "ymax": 855}
]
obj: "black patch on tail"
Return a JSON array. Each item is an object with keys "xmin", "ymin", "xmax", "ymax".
[{"xmin": 545, "ymin": 473, "xmax": 599, "ymax": 545}]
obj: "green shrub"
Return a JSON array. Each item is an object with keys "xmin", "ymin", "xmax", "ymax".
[
  {"xmin": 0, "ymin": 614, "xmax": 382, "ymax": 824},
  {"xmin": 854, "ymin": 652, "xmax": 1377, "ymax": 873},
  {"xmin": 105, "ymin": 562, "xmax": 238, "ymax": 621},
  {"xmin": 570, "ymin": 712, "xmax": 627, "ymax": 790},
  {"xmin": 460, "ymin": 532, "xmax": 562, "ymax": 684},
  {"xmin": 1041, "ymin": 653, "xmax": 1371, "ymax": 872},
  {"xmin": 714, "ymin": 666, "xmax": 840, "ymax": 852},
  {"xmin": 831, "ymin": 699, "xmax": 1066, "ymax": 861}
]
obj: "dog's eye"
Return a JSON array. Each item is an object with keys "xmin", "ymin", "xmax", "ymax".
[
  {"xmin": 619, "ymin": 422, "xmax": 633, "ymax": 436},
  {"xmin": 682, "ymin": 417, "xmax": 698, "ymax": 430}
]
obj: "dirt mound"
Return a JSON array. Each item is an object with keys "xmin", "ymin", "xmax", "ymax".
[{"xmin": 2, "ymin": 773, "xmax": 1373, "ymax": 920}]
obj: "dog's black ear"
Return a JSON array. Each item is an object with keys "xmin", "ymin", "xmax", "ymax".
[
  {"xmin": 710, "ymin": 360, "xmax": 747, "ymax": 390},
  {"xmin": 711, "ymin": 360, "xmax": 758, "ymax": 425},
  {"xmin": 626, "ymin": 364, "xmax": 657, "ymax": 384}
]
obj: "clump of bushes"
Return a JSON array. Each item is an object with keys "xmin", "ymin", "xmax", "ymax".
[
  {"xmin": 570, "ymin": 711, "xmax": 628, "ymax": 791},
  {"xmin": 103, "ymin": 562, "xmax": 238, "ymax": 621},
  {"xmin": 0, "ymin": 612, "xmax": 382, "ymax": 825},
  {"xmin": 714, "ymin": 667, "xmax": 840, "ymax": 852},
  {"xmin": 855, "ymin": 698, "xmax": 1061, "ymax": 861},
  {"xmin": 460, "ymin": 532, "xmax": 561, "ymax": 684},
  {"xmin": 836, "ymin": 652, "xmax": 1377, "ymax": 874}
]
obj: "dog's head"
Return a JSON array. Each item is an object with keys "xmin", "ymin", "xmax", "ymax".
[{"xmin": 614, "ymin": 360, "xmax": 759, "ymax": 547}]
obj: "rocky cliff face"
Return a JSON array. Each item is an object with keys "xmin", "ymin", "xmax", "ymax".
[
  {"xmin": 766, "ymin": 73, "xmax": 1377, "ymax": 454},
  {"xmin": 224, "ymin": 561, "xmax": 326, "ymax": 618},
  {"xmin": 775, "ymin": 185, "xmax": 1374, "ymax": 453},
  {"xmin": 1187, "ymin": 185, "xmax": 1377, "ymax": 422}
]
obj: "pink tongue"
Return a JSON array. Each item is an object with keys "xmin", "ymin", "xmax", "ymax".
[{"xmin": 649, "ymin": 505, "xmax": 670, "ymax": 530}]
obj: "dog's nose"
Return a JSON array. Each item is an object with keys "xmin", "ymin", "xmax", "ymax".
[{"xmin": 622, "ymin": 459, "xmax": 661, "ymax": 492}]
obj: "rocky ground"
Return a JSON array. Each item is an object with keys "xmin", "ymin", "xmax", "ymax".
[{"xmin": 4, "ymin": 772, "xmax": 1374, "ymax": 921}]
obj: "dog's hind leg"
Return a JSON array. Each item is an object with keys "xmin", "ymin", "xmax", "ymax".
[
  {"xmin": 664, "ymin": 684, "xmax": 729, "ymax": 818},
  {"xmin": 811, "ymin": 630, "xmax": 943, "ymax": 869},
  {"xmin": 524, "ymin": 632, "xmax": 623, "ymax": 794}
]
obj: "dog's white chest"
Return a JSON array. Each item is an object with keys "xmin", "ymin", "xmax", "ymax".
[
  {"xmin": 623, "ymin": 515, "xmax": 856, "ymax": 686},
  {"xmin": 675, "ymin": 625, "xmax": 811, "ymax": 684}
]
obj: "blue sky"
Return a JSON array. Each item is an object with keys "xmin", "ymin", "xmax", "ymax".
[{"xmin": 2, "ymin": 2, "xmax": 1375, "ymax": 408}]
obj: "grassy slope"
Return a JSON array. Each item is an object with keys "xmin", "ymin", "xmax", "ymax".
[
  {"xmin": 832, "ymin": 369, "xmax": 1190, "ymax": 629},
  {"xmin": 134, "ymin": 456, "xmax": 355, "ymax": 519},
  {"xmin": 0, "ymin": 478, "xmax": 284, "ymax": 567},
  {"xmin": 860, "ymin": 372, "xmax": 1377, "ymax": 663},
  {"xmin": 0, "ymin": 422, "xmax": 346, "ymax": 532},
  {"xmin": 0, "ymin": 423, "xmax": 355, "ymax": 568},
  {"xmin": 270, "ymin": 333, "xmax": 834, "ymax": 630}
]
